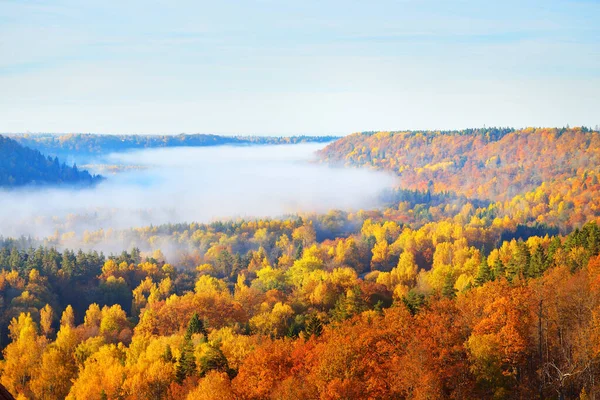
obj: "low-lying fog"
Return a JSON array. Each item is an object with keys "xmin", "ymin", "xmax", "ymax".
[{"xmin": 0, "ymin": 143, "xmax": 396, "ymax": 240}]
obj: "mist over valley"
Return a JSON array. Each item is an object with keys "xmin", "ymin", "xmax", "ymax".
[{"xmin": 0, "ymin": 143, "xmax": 396, "ymax": 243}]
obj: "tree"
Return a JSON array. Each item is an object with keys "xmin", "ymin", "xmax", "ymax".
[
  {"xmin": 402, "ymin": 290, "xmax": 425, "ymax": 315},
  {"xmin": 232, "ymin": 340, "xmax": 295, "ymax": 399},
  {"xmin": 442, "ymin": 273, "xmax": 457, "ymax": 299},
  {"xmin": 250, "ymin": 302, "xmax": 294, "ymax": 338},
  {"xmin": 60, "ymin": 305, "xmax": 75, "ymax": 328},
  {"xmin": 175, "ymin": 339, "xmax": 197, "ymax": 384},
  {"xmin": 474, "ymin": 257, "xmax": 492, "ymax": 286},
  {"xmin": 186, "ymin": 371, "xmax": 233, "ymax": 400},
  {"xmin": 304, "ymin": 314, "xmax": 323, "ymax": 338},
  {"xmin": 493, "ymin": 257, "xmax": 505, "ymax": 280},
  {"xmin": 163, "ymin": 344, "xmax": 174, "ymax": 363},
  {"xmin": 1, "ymin": 313, "xmax": 47, "ymax": 398},
  {"xmin": 66, "ymin": 344, "xmax": 126, "ymax": 400},
  {"xmin": 294, "ymin": 242, "xmax": 304, "ymax": 260},
  {"xmin": 40, "ymin": 304, "xmax": 54, "ymax": 337},
  {"xmin": 30, "ymin": 323, "xmax": 81, "ymax": 400},
  {"xmin": 198, "ymin": 344, "xmax": 231, "ymax": 377},
  {"xmin": 99, "ymin": 304, "xmax": 130, "ymax": 343},
  {"xmin": 395, "ymin": 251, "xmax": 419, "ymax": 286},
  {"xmin": 186, "ymin": 312, "xmax": 207, "ymax": 339},
  {"xmin": 528, "ymin": 245, "xmax": 547, "ymax": 278}
]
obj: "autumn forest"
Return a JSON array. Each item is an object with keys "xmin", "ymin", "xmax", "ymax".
[{"xmin": 2, "ymin": 127, "xmax": 600, "ymax": 400}]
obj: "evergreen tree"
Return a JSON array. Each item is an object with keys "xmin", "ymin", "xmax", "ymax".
[
  {"xmin": 346, "ymin": 286, "xmax": 367, "ymax": 316},
  {"xmin": 586, "ymin": 222, "xmax": 600, "ymax": 256},
  {"xmin": 130, "ymin": 247, "xmax": 141, "ymax": 264},
  {"xmin": 198, "ymin": 344, "xmax": 230, "ymax": 377},
  {"xmin": 0, "ymin": 135, "xmax": 101, "ymax": 187},
  {"xmin": 304, "ymin": 314, "xmax": 323, "ymax": 338},
  {"xmin": 493, "ymin": 257, "xmax": 505, "ymax": 280},
  {"xmin": 61, "ymin": 249, "xmax": 76, "ymax": 278},
  {"xmin": 294, "ymin": 243, "xmax": 304, "ymax": 260},
  {"xmin": 442, "ymin": 273, "xmax": 457, "ymax": 299},
  {"xmin": 474, "ymin": 257, "xmax": 492, "ymax": 286},
  {"xmin": 547, "ymin": 236, "xmax": 562, "ymax": 263},
  {"xmin": 330, "ymin": 296, "xmax": 350, "ymax": 322},
  {"xmin": 8, "ymin": 248, "xmax": 21, "ymax": 270},
  {"xmin": 185, "ymin": 312, "xmax": 207, "ymax": 339},
  {"xmin": 528, "ymin": 245, "xmax": 547, "ymax": 278},
  {"xmin": 286, "ymin": 316, "xmax": 304, "ymax": 338},
  {"xmin": 507, "ymin": 241, "xmax": 530, "ymax": 281},
  {"xmin": 402, "ymin": 290, "xmax": 425, "ymax": 315},
  {"xmin": 231, "ymin": 253, "xmax": 243, "ymax": 278},
  {"xmin": 175, "ymin": 339, "xmax": 196, "ymax": 383},
  {"xmin": 162, "ymin": 344, "xmax": 174, "ymax": 363}
]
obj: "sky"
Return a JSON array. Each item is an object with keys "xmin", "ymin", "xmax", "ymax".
[{"xmin": 0, "ymin": 0, "xmax": 598, "ymax": 135}]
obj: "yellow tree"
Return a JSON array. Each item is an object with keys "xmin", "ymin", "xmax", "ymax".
[
  {"xmin": 250, "ymin": 302, "xmax": 294, "ymax": 338},
  {"xmin": 39, "ymin": 304, "xmax": 54, "ymax": 337},
  {"xmin": 122, "ymin": 337, "xmax": 176, "ymax": 399},
  {"xmin": 100, "ymin": 304, "xmax": 131, "ymax": 343},
  {"xmin": 30, "ymin": 322, "xmax": 82, "ymax": 400},
  {"xmin": 371, "ymin": 240, "xmax": 391, "ymax": 271},
  {"xmin": 66, "ymin": 344, "xmax": 126, "ymax": 400},
  {"xmin": 395, "ymin": 251, "xmax": 419, "ymax": 286},
  {"xmin": 0, "ymin": 313, "xmax": 47, "ymax": 397},
  {"xmin": 61, "ymin": 305, "xmax": 75, "ymax": 328},
  {"xmin": 186, "ymin": 371, "xmax": 233, "ymax": 400}
]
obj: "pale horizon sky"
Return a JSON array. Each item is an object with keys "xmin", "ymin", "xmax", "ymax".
[{"xmin": 1, "ymin": 0, "xmax": 599, "ymax": 135}]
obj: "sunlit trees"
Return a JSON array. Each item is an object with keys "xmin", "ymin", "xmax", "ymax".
[
  {"xmin": 5, "ymin": 126, "xmax": 600, "ymax": 400},
  {"xmin": 0, "ymin": 313, "xmax": 47, "ymax": 397},
  {"xmin": 465, "ymin": 281, "xmax": 535, "ymax": 396},
  {"xmin": 186, "ymin": 371, "xmax": 233, "ymax": 400},
  {"xmin": 232, "ymin": 339, "xmax": 296, "ymax": 398},
  {"xmin": 39, "ymin": 303, "xmax": 54, "ymax": 337},
  {"xmin": 66, "ymin": 344, "xmax": 126, "ymax": 400},
  {"xmin": 250, "ymin": 302, "xmax": 294, "ymax": 337},
  {"xmin": 30, "ymin": 319, "xmax": 81, "ymax": 400}
]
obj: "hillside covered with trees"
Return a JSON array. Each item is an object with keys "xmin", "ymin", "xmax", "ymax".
[
  {"xmin": 0, "ymin": 136, "xmax": 102, "ymax": 187},
  {"xmin": 319, "ymin": 127, "xmax": 600, "ymax": 201},
  {"xmin": 2, "ymin": 127, "xmax": 600, "ymax": 399},
  {"xmin": 7, "ymin": 133, "xmax": 339, "ymax": 158}
]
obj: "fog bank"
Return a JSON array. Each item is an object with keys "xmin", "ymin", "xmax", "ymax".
[{"xmin": 0, "ymin": 143, "xmax": 396, "ymax": 240}]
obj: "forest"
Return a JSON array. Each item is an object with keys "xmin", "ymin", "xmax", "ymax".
[
  {"xmin": 0, "ymin": 136, "xmax": 102, "ymax": 187},
  {"xmin": 7, "ymin": 134, "xmax": 339, "ymax": 159},
  {"xmin": 1, "ymin": 127, "xmax": 600, "ymax": 399}
]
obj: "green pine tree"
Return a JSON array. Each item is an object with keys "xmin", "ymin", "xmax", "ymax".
[
  {"xmin": 304, "ymin": 314, "xmax": 323, "ymax": 337},
  {"xmin": 330, "ymin": 296, "xmax": 350, "ymax": 322},
  {"xmin": 185, "ymin": 312, "xmax": 207, "ymax": 339},
  {"xmin": 402, "ymin": 290, "xmax": 425, "ymax": 315},
  {"xmin": 474, "ymin": 257, "xmax": 492, "ymax": 286},
  {"xmin": 175, "ymin": 339, "xmax": 197, "ymax": 383},
  {"xmin": 162, "ymin": 344, "xmax": 174, "ymax": 362},
  {"xmin": 294, "ymin": 243, "xmax": 304, "ymax": 260},
  {"xmin": 493, "ymin": 257, "xmax": 505, "ymax": 280},
  {"xmin": 528, "ymin": 245, "xmax": 547, "ymax": 278},
  {"xmin": 198, "ymin": 344, "xmax": 230, "ymax": 377},
  {"xmin": 586, "ymin": 222, "xmax": 600, "ymax": 256},
  {"xmin": 442, "ymin": 273, "xmax": 457, "ymax": 299}
]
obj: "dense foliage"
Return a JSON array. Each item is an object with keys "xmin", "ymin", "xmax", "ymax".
[
  {"xmin": 2, "ymin": 127, "xmax": 600, "ymax": 399},
  {"xmin": 319, "ymin": 126, "xmax": 600, "ymax": 200},
  {"xmin": 8, "ymin": 133, "xmax": 339, "ymax": 158},
  {"xmin": 0, "ymin": 136, "xmax": 102, "ymax": 187}
]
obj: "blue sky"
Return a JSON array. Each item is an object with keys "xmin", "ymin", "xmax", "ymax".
[{"xmin": 1, "ymin": 0, "xmax": 598, "ymax": 135}]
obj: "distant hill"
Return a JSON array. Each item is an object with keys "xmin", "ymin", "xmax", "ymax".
[
  {"xmin": 0, "ymin": 135, "xmax": 103, "ymax": 187},
  {"xmin": 6, "ymin": 133, "xmax": 339, "ymax": 158},
  {"xmin": 318, "ymin": 126, "xmax": 600, "ymax": 201}
]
